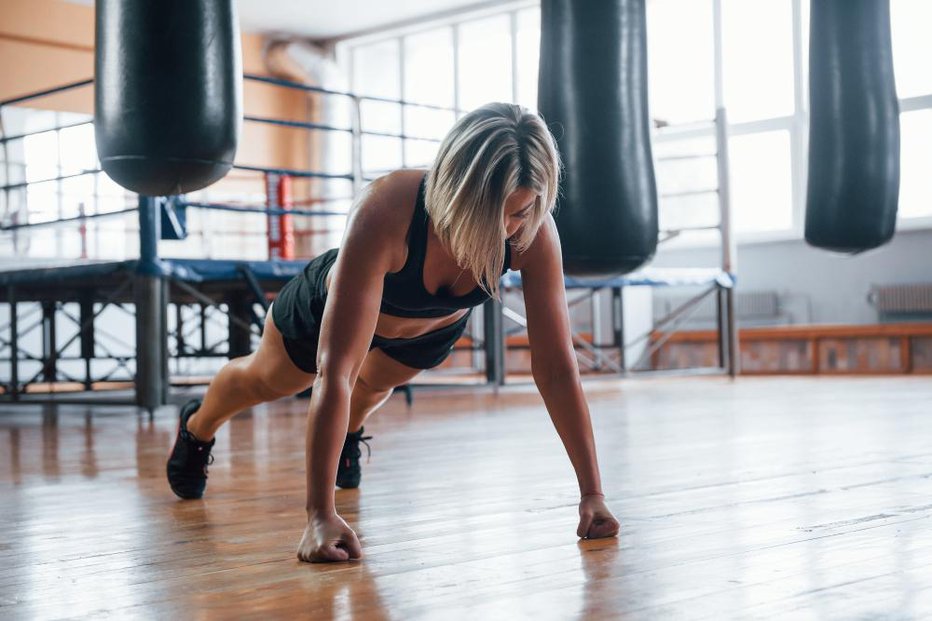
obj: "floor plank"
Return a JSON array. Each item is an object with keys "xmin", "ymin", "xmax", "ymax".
[{"xmin": 1, "ymin": 376, "xmax": 931, "ymax": 619}]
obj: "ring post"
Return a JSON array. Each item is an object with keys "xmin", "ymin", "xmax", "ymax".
[{"xmin": 135, "ymin": 195, "xmax": 166, "ymax": 412}]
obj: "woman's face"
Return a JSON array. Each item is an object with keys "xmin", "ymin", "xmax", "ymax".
[{"xmin": 503, "ymin": 187, "xmax": 538, "ymax": 238}]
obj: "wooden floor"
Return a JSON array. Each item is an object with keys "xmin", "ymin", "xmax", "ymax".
[{"xmin": 1, "ymin": 376, "xmax": 931, "ymax": 619}]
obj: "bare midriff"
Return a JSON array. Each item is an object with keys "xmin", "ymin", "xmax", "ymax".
[{"xmin": 323, "ymin": 266, "xmax": 470, "ymax": 340}]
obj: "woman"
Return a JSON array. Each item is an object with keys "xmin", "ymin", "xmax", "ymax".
[{"xmin": 166, "ymin": 103, "xmax": 621, "ymax": 562}]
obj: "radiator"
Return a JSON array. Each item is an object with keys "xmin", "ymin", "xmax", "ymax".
[{"xmin": 869, "ymin": 283, "xmax": 932, "ymax": 319}]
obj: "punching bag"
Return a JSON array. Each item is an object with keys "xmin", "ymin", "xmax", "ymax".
[
  {"xmin": 805, "ymin": 0, "xmax": 899, "ymax": 253},
  {"xmin": 95, "ymin": 0, "xmax": 242, "ymax": 196},
  {"xmin": 539, "ymin": 0, "xmax": 658, "ymax": 276}
]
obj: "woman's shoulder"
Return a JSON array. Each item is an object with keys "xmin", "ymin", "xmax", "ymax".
[
  {"xmin": 344, "ymin": 169, "xmax": 427, "ymax": 271},
  {"xmin": 351, "ymin": 169, "xmax": 424, "ymax": 223}
]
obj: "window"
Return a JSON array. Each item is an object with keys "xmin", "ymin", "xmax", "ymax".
[
  {"xmin": 352, "ymin": 40, "xmax": 400, "ymax": 99},
  {"xmin": 458, "ymin": 15, "xmax": 513, "ymax": 111},
  {"xmin": 403, "ymin": 28, "xmax": 455, "ymax": 167},
  {"xmin": 58, "ymin": 118, "xmax": 96, "ymax": 175},
  {"xmin": 3, "ymin": 107, "xmax": 131, "ymax": 261},
  {"xmin": 648, "ymin": 0, "xmax": 798, "ymax": 238},
  {"xmin": 403, "ymin": 28, "xmax": 454, "ymax": 108},
  {"xmin": 891, "ymin": 0, "xmax": 932, "ymax": 99},
  {"xmin": 722, "ymin": 0, "xmax": 795, "ymax": 123},
  {"xmin": 899, "ymin": 109, "xmax": 932, "ymax": 219},
  {"xmin": 352, "ymin": 40, "xmax": 402, "ymax": 176},
  {"xmin": 515, "ymin": 8, "xmax": 541, "ymax": 110},
  {"xmin": 339, "ymin": 0, "xmax": 932, "ymax": 244},
  {"xmin": 892, "ymin": 0, "xmax": 932, "ymax": 221},
  {"xmin": 59, "ymin": 121, "xmax": 97, "ymax": 219},
  {"xmin": 24, "ymin": 129, "xmax": 61, "ymax": 223},
  {"xmin": 729, "ymin": 130, "xmax": 793, "ymax": 232},
  {"xmin": 647, "ymin": 0, "xmax": 715, "ymax": 126},
  {"xmin": 654, "ymin": 136, "xmax": 720, "ymax": 232}
]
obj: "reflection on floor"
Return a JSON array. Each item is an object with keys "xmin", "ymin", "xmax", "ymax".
[{"xmin": 1, "ymin": 376, "xmax": 931, "ymax": 619}]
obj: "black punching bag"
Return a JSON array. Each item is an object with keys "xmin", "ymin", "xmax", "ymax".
[
  {"xmin": 95, "ymin": 0, "xmax": 242, "ymax": 196},
  {"xmin": 805, "ymin": 0, "xmax": 899, "ymax": 253},
  {"xmin": 539, "ymin": 0, "xmax": 658, "ymax": 276}
]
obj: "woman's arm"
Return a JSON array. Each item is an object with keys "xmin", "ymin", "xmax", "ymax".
[
  {"xmin": 297, "ymin": 177, "xmax": 404, "ymax": 562},
  {"xmin": 519, "ymin": 215, "xmax": 620, "ymax": 539}
]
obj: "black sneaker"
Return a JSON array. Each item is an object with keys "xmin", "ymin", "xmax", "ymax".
[
  {"xmin": 166, "ymin": 399, "xmax": 216, "ymax": 499},
  {"xmin": 336, "ymin": 427, "xmax": 372, "ymax": 489}
]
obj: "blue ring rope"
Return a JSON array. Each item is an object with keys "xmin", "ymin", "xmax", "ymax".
[
  {"xmin": 0, "ymin": 79, "xmax": 93, "ymax": 108},
  {"xmin": 179, "ymin": 200, "xmax": 349, "ymax": 218},
  {"xmin": 0, "ymin": 206, "xmax": 139, "ymax": 232}
]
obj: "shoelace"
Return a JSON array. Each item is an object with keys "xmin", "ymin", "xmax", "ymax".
[
  {"xmin": 188, "ymin": 437, "xmax": 215, "ymax": 475},
  {"xmin": 203, "ymin": 450, "xmax": 215, "ymax": 470},
  {"xmin": 358, "ymin": 435, "xmax": 373, "ymax": 463},
  {"xmin": 344, "ymin": 433, "xmax": 374, "ymax": 464}
]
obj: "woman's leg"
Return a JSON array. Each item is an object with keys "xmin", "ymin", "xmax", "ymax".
[
  {"xmin": 334, "ymin": 349, "xmax": 422, "ymax": 489},
  {"xmin": 347, "ymin": 348, "xmax": 422, "ymax": 432},
  {"xmin": 186, "ymin": 309, "xmax": 316, "ymax": 441}
]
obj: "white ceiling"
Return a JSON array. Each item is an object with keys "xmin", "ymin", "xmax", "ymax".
[
  {"xmin": 238, "ymin": 0, "xmax": 499, "ymax": 39},
  {"xmin": 64, "ymin": 0, "xmax": 501, "ymax": 40}
]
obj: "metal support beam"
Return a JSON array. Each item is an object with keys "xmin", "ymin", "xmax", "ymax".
[
  {"xmin": 41, "ymin": 301, "xmax": 57, "ymax": 384},
  {"xmin": 470, "ymin": 308, "xmax": 484, "ymax": 373},
  {"xmin": 612, "ymin": 287, "xmax": 625, "ymax": 373},
  {"xmin": 175, "ymin": 302, "xmax": 186, "ymax": 356},
  {"xmin": 135, "ymin": 195, "xmax": 165, "ymax": 412},
  {"xmin": 79, "ymin": 294, "xmax": 94, "ymax": 390},
  {"xmin": 8, "ymin": 286, "xmax": 18, "ymax": 401},
  {"xmin": 591, "ymin": 290, "xmax": 603, "ymax": 370},
  {"xmin": 160, "ymin": 196, "xmax": 188, "ymax": 240},
  {"xmin": 227, "ymin": 295, "xmax": 252, "ymax": 358},
  {"xmin": 350, "ymin": 96, "xmax": 364, "ymax": 195},
  {"xmin": 237, "ymin": 264, "xmax": 270, "ymax": 332},
  {"xmin": 135, "ymin": 275, "xmax": 164, "ymax": 411},
  {"xmin": 716, "ymin": 287, "xmax": 728, "ymax": 371},
  {"xmin": 200, "ymin": 304, "xmax": 208, "ymax": 354},
  {"xmin": 238, "ymin": 265, "xmax": 270, "ymax": 312},
  {"xmin": 725, "ymin": 287, "xmax": 739, "ymax": 377},
  {"xmin": 161, "ymin": 278, "xmax": 170, "ymax": 403},
  {"xmin": 483, "ymin": 299, "xmax": 505, "ymax": 386},
  {"xmin": 715, "ymin": 107, "xmax": 739, "ymax": 378}
]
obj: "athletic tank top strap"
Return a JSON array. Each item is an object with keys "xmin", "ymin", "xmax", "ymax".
[
  {"xmin": 382, "ymin": 175, "xmax": 429, "ymax": 286},
  {"xmin": 406, "ymin": 176, "xmax": 431, "ymax": 272},
  {"xmin": 380, "ymin": 174, "xmax": 512, "ymax": 318}
]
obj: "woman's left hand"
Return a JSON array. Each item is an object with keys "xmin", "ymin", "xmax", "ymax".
[{"xmin": 577, "ymin": 494, "xmax": 620, "ymax": 539}]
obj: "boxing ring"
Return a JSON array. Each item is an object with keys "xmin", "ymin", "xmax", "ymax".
[
  {"xmin": 0, "ymin": 75, "xmax": 737, "ymax": 410},
  {"xmin": 0, "ymin": 255, "xmax": 304, "ymax": 400}
]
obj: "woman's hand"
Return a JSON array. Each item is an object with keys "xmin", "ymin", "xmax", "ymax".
[
  {"xmin": 577, "ymin": 494, "xmax": 620, "ymax": 539},
  {"xmin": 297, "ymin": 512, "xmax": 363, "ymax": 563}
]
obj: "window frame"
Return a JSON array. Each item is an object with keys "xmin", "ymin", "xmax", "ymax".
[{"xmin": 335, "ymin": 0, "xmax": 932, "ymax": 249}]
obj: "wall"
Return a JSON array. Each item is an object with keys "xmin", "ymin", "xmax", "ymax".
[
  {"xmin": 0, "ymin": 0, "xmax": 95, "ymax": 111},
  {"xmin": 0, "ymin": 0, "xmax": 311, "ymax": 185},
  {"xmin": 0, "ymin": 0, "xmax": 323, "ymax": 263},
  {"xmin": 651, "ymin": 228, "xmax": 932, "ymax": 325}
]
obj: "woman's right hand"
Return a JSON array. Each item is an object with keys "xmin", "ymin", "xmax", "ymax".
[{"xmin": 296, "ymin": 512, "xmax": 363, "ymax": 563}]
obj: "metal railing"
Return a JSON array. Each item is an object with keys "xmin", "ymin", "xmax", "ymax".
[
  {"xmin": 0, "ymin": 74, "xmax": 461, "ymax": 243},
  {"xmin": 0, "ymin": 74, "xmax": 739, "ymax": 407}
]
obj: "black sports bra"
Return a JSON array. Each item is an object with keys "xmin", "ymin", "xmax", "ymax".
[{"xmin": 380, "ymin": 175, "xmax": 512, "ymax": 318}]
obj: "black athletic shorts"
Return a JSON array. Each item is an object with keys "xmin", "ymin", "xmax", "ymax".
[{"xmin": 271, "ymin": 249, "xmax": 472, "ymax": 374}]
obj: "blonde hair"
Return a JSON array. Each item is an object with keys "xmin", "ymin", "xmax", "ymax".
[{"xmin": 425, "ymin": 102, "xmax": 562, "ymax": 300}]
